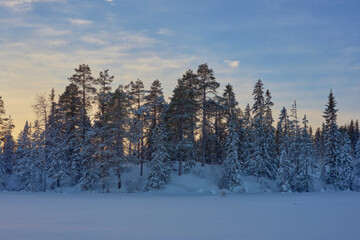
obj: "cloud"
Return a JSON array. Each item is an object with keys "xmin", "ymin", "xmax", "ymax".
[
  {"xmin": 81, "ymin": 36, "xmax": 107, "ymax": 45},
  {"xmin": 105, "ymin": 0, "xmax": 113, "ymax": 2},
  {"xmin": 157, "ymin": 27, "xmax": 171, "ymax": 36},
  {"xmin": 224, "ymin": 60, "xmax": 239, "ymax": 68},
  {"xmin": 35, "ymin": 27, "xmax": 70, "ymax": 36},
  {"xmin": 69, "ymin": 18, "xmax": 93, "ymax": 25},
  {"xmin": 0, "ymin": 26, "xmax": 201, "ymax": 137},
  {"xmin": 0, "ymin": 0, "xmax": 63, "ymax": 11}
]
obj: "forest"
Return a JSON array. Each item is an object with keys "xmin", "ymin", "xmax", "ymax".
[{"xmin": 0, "ymin": 63, "xmax": 359, "ymax": 193}]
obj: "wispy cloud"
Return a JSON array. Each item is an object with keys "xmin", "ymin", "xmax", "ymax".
[
  {"xmin": 35, "ymin": 27, "xmax": 70, "ymax": 36},
  {"xmin": 0, "ymin": 27, "xmax": 199, "ymax": 135},
  {"xmin": 343, "ymin": 47, "xmax": 360, "ymax": 55},
  {"xmin": 81, "ymin": 36, "xmax": 107, "ymax": 45},
  {"xmin": 224, "ymin": 60, "xmax": 239, "ymax": 68},
  {"xmin": 0, "ymin": 0, "xmax": 63, "ymax": 11},
  {"xmin": 69, "ymin": 18, "xmax": 93, "ymax": 25},
  {"xmin": 157, "ymin": 27, "xmax": 171, "ymax": 36}
]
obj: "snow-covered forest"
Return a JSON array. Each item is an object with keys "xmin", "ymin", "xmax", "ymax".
[{"xmin": 1, "ymin": 63, "xmax": 359, "ymax": 193}]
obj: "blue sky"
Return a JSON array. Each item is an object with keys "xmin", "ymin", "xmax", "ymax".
[{"xmin": 0, "ymin": 0, "xmax": 359, "ymax": 135}]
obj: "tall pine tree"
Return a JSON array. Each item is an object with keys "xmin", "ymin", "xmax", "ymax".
[{"xmin": 197, "ymin": 64, "xmax": 219, "ymax": 166}]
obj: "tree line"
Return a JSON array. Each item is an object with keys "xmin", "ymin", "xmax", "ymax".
[{"xmin": 0, "ymin": 63, "xmax": 359, "ymax": 193}]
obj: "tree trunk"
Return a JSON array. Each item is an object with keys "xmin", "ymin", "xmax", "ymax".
[
  {"xmin": 201, "ymin": 89, "xmax": 206, "ymax": 167},
  {"xmin": 117, "ymin": 171, "xmax": 122, "ymax": 189},
  {"xmin": 179, "ymin": 128, "xmax": 183, "ymax": 176}
]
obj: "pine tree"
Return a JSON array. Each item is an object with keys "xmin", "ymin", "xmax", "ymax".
[
  {"xmin": 164, "ymin": 70, "xmax": 199, "ymax": 174},
  {"xmin": 197, "ymin": 63, "xmax": 220, "ymax": 166},
  {"xmin": 94, "ymin": 69, "xmax": 114, "ymax": 124},
  {"xmin": 129, "ymin": 79, "xmax": 147, "ymax": 175},
  {"xmin": 219, "ymin": 119, "xmax": 241, "ymax": 191},
  {"xmin": 106, "ymin": 85, "xmax": 131, "ymax": 189},
  {"xmin": 204, "ymin": 99, "xmax": 223, "ymax": 165},
  {"xmin": 144, "ymin": 79, "xmax": 165, "ymax": 162},
  {"xmin": 91, "ymin": 69, "xmax": 114, "ymax": 192},
  {"xmin": 57, "ymin": 83, "xmax": 84, "ymax": 185},
  {"xmin": 68, "ymin": 64, "xmax": 95, "ymax": 140}
]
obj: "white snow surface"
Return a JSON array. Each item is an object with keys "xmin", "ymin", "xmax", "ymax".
[{"xmin": 1, "ymin": 166, "xmax": 360, "ymax": 240}]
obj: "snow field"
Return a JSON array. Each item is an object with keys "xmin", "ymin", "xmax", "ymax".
[{"xmin": 1, "ymin": 191, "xmax": 360, "ymax": 240}]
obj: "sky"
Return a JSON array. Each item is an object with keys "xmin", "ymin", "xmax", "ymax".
[{"xmin": 0, "ymin": 0, "xmax": 359, "ymax": 137}]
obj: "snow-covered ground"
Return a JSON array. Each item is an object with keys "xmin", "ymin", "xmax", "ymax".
[
  {"xmin": 1, "ymin": 191, "xmax": 360, "ymax": 240},
  {"xmin": 1, "ymin": 166, "xmax": 360, "ymax": 240}
]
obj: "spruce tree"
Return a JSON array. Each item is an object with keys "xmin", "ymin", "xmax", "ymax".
[
  {"xmin": 0, "ymin": 96, "xmax": 11, "ymax": 188},
  {"xmin": 354, "ymin": 139, "xmax": 360, "ymax": 188},
  {"xmin": 221, "ymin": 84, "xmax": 240, "ymax": 165},
  {"xmin": 146, "ymin": 125, "xmax": 171, "ymax": 190},
  {"xmin": 31, "ymin": 120, "xmax": 45, "ymax": 191},
  {"xmin": 0, "ymin": 96, "xmax": 7, "ymax": 139},
  {"xmin": 219, "ymin": 119, "xmax": 241, "ymax": 191},
  {"xmin": 338, "ymin": 133, "xmax": 354, "ymax": 190},
  {"xmin": 14, "ymin": 122, "xmax": 35, "ymax": 191},
  {"xmin": 2, "ymin": 117, "xmax": 15, "ymax": 175},
  {"xmin": 32, "ymin": 93, "xmax": 50, "ymax": 192},
  {"xmin": 263, "ymin": 89, "xmax": 276, "ymax": 179},
  {"xmin": 47, "ymin": 89, "xmax": 70, "ymax": 189},
  {"xmin": 347, "ymin": 120, "xmax": 357, "ymax": 150},
  {"xmin": 277, "ymin": 107, "xmax": 292, "ymax": 192},
  {"xmin": 314, "ymin": 127, "xmax": 324, "ymax": 168},
  {"xmin": 288, "ymin": 100, "xmax": 302, "ymax": 191},
  {"xmin": 0, "ymin": 153, "xmax": 5, "ymax": 190},
  {"xmin": 293, "ymin": 115, "xmax": 315, "ymax": 192},
  {"xmin": 322, "ymin": 90, "xmax": 342, "ymax": 189},
  {"xmin": 250, "ymin": 80, "xmax": 275, "ymax": 186},
  {"xmin": 242, "ymin": 103, "xmax": 253, "ymax": 173}
]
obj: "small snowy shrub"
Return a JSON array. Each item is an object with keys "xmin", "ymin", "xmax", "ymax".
[{"xmin": 126, "ymin": 179, "xmax": 140, "ymax": 193}]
